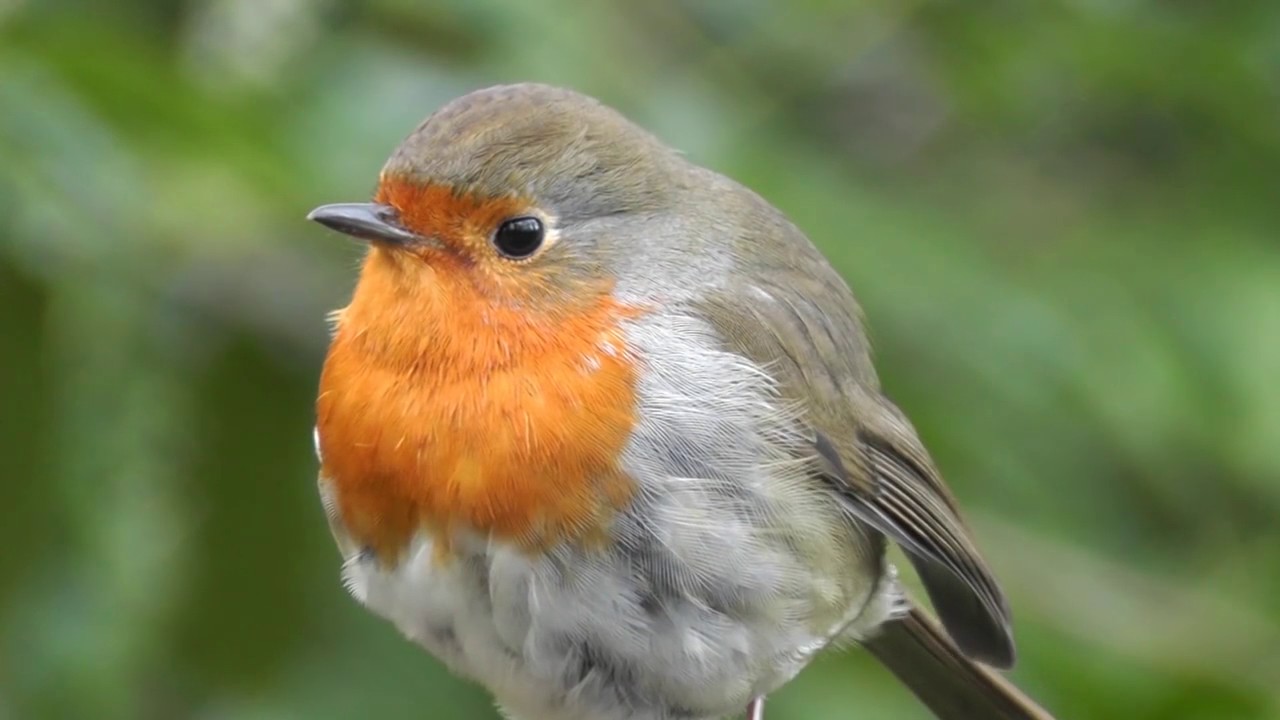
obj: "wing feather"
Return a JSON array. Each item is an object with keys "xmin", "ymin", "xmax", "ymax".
[{"xmin": 697, "ymin": 279, "xmax": 1015, "ymax": 667}]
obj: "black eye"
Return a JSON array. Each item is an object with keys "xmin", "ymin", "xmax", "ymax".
[{"xmin": 493, "ymin": 217, "xmax": 545, "ymax": 259}]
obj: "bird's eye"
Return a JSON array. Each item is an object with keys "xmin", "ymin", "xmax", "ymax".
[{"xmin": 492, "ymin": 217, "xmax": 545, "ymax": 259}]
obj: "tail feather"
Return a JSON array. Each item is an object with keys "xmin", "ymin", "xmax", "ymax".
[{"xmin": 864, "ymin": 605, "xmax": 1055, "ymax": 720}]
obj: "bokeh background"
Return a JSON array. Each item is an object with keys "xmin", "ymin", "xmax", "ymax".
[{"xmin": 3, "ymin": 1, "xmax": 1280, "ymax": 718}]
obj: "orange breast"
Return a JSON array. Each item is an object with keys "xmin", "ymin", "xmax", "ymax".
[{"xmin": 316, "ymin": 249, "xmax": 641, "ymax": 564}]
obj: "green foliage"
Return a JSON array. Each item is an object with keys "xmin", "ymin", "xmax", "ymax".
[{"xmin": 2, "ymin": 1, "xmax": 1279, "ymax": 718}]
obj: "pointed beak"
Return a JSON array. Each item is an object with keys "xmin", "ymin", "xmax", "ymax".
[{"xmin": 306, "ymin": 202, "xmax": 421, "ymax": 247}]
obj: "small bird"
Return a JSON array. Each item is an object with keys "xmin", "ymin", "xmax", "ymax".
[{"xmin": 309, "ymin": 83, "xmax": 1053, "ymax": 720}]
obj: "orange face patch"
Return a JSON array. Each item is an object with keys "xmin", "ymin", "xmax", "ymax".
[
  {"xmin": 374, "ymin": 176, "xmax": 569, "ymax": 305},
  {"xmin": 376, "ymin": 176, "xmax": 529, "ymax": 258},
  {"xmin": 316, "ymin": 181, "xmax": 642, "ymax": 564}
]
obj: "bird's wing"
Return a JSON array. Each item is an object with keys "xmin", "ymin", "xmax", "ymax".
[{"xmin": 695, "ymin": 278, "xmax": 1015, "ymax": 668}]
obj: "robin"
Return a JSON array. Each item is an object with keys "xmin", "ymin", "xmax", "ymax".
[{"xmin": 309, "ymin": 83, "xmax": 1053, "ymax": 720}]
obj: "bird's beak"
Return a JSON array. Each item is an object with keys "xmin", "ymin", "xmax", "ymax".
[{"xmin": 307, "ymin": 202, "xmax": 422, "ymax": 247}]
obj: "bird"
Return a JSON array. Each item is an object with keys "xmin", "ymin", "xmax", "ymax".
[{"xmin": 308, "ymin": 83, "xmax": 1054, "ymax": 720}]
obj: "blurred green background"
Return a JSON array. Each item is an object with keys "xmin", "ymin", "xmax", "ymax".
[{"xmin": 3, "ymin": 0, "xmax": 1280, "ymax": 718}]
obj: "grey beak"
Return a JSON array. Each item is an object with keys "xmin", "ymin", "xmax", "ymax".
[{"xmin": 306, "ymin": 203, "xmax": 421, "ymax": 247}]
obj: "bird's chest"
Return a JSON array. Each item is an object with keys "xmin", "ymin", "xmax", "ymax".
[{"xmin": 314, "ymin": 297, "xmax": 642, "ymax": 562}]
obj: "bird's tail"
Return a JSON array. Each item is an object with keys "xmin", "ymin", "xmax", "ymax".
[{"xmin": 864, "ymin": 605, "xmax": 1055, "ymax": 720}]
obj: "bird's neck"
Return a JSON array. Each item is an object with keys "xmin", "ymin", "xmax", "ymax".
[{"xmin": 315, "ymin": 251, "xmax": 642, "ymax": 564}]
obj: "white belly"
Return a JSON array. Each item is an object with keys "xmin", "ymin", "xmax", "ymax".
[{"xmin": 325, "ymin": 478, "xmax": 900, "ymax": 720}]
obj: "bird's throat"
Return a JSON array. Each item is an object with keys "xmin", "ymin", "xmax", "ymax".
[{"xmin": 315, "ymin": 253, "xmax": 641, "ymax": 564}]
